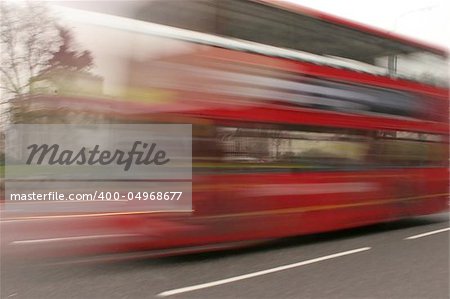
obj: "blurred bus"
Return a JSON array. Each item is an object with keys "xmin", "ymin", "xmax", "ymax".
[{"xmin": 2, "ymin": 0, "xmax": 448, "ymax": 258}]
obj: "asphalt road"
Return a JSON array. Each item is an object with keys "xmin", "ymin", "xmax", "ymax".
[{"xmin": 2, "ymin": 213, "xmax": 449, "ymax": 299}]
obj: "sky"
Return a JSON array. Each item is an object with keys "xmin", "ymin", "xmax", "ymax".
[{"xmin": 286, "ymin": 0, "xmax": 449, "ymax": 50}]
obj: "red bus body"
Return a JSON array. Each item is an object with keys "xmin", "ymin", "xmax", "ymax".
[{"xmin": 1, "ymin": 0, "xmax": 448, "ymax": 259}]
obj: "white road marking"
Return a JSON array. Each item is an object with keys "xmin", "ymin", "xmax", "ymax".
[
  {"xmin": 156, "ymin": 247, "xmax": 371, "ymax": 297},
  {"xmin": 10, "ymin": 234, "xmax": 139, "ymax": 245},
  {"xmin": 0, "ymin": 210, "xmax": 193, "ymax": 222},
  {"xmin": 405, "ymin": 227, "xmax": 450, "ymax": 240}
]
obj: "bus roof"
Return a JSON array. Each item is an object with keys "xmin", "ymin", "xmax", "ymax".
[
  {"xmin": 260, "ymin": 0, "xmax": 447, "ymax": 58},
  {"xmin": 55, "ymin": 1, "xmax": 448, "ymax": 86},
  {"xmin": 131, "ymin": 0, "xmax": 447, "ymax": 67}
]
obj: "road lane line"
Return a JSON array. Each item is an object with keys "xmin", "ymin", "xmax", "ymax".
[
  {"xmin": 10, "ymin": 234, "xmax": 139, "ymax": 245},
  {"xmin": 156, "ymin": 247, "xmax": 371, "ymax": 297},
  {"xmin": 405, "ymin": 227, "xmax": 450, "ymax": 240},
  {"xmin": 0, "ymin": 210, "xmax": 193, "ymax": 222}
]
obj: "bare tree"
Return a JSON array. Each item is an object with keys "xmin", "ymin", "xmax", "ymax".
[
  {"xmin": 0, "ymin": 1, "xmax": 95, "ymax": 125},
  {"xmin": 0, "ymin": 1, "xmax": 60, "ymax": 100},
  {"xmin": 1, "ymin": 1, "xmax": 61, "ymax": 126}
]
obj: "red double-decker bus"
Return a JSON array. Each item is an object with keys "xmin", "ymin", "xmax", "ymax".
[{"xmin": 2, "ymin": 0, "xmax": 448, "ymax": 258}]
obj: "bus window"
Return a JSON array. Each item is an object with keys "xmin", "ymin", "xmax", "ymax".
[
  {"xmin": 216, "ymin": 124, "xmax": 369, "ymax": 170},
  {"xmin": 370, "ymin": 131, "xmax": 446, "ymax": 167}
]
